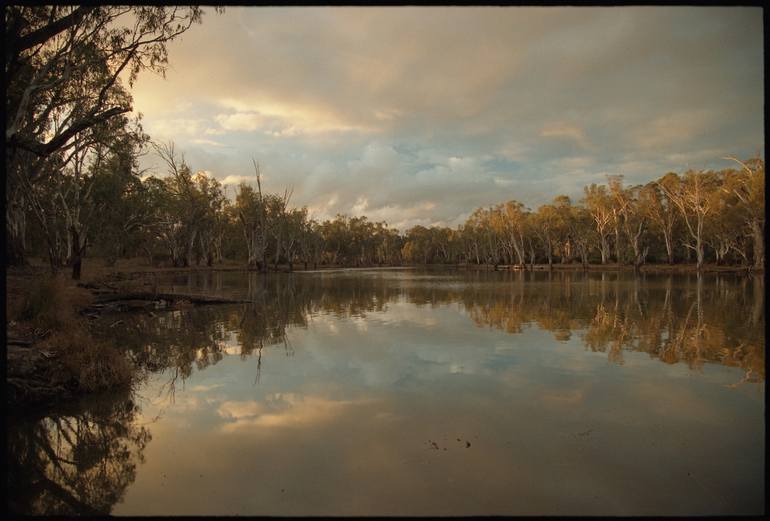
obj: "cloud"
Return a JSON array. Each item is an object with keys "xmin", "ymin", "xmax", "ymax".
[
  {"xmin": 146, "ymin": 118, "xmax": 208, "ymax": 138},
  {"xmin": 540, "ymin": 123, "xmax": 590, "ymax": 148},
  {"xmin": 192, "ymin": 138, "xmax": 226, "ymax": 147},
  {"xmin": 221, "ymin": 174, "xmax": 260, "ymax": 186},
  {"xmin": 215, "ymin": 112, "xmax": 264, "ymax": 132},
  {"xmin": 130, "ymin": 7, "xmax": 762, "ymax": 229}
]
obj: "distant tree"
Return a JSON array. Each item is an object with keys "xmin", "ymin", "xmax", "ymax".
[
  {"xmin": 657, "ymin": 170, "xmax": 717, "ymax": 271},
  {"xmin": 723, "ymin": 157, "xmax": 765, "ymax": 270},
  {"xmin": 583, "ymin": 184, "xmax": 614, "ymax": 264}
]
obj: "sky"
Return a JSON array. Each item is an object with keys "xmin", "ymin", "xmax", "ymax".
[{"xmin": 130, "ymin": 6, "xmax": 763, "ymax": 230}]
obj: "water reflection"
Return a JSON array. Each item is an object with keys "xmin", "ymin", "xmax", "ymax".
[
  {"xmin": 7, "ymin": 391, "xmax": 149, "ymax": 515},
  {"xmin": 7, "ymin": 269, "xmax": 765, "ymax": 515},
  {"xmin": 141, "ymin": 270, "xmax": 764, "ymax": 384}
]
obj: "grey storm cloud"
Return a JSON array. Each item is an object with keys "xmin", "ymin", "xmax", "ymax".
[{"xmin": 132, "ymin": 6, "xmax": 763, "ymax": 230}]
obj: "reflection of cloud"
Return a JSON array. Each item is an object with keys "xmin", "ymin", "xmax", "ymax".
[
  {"xmin": 627, "ymin": 382, "xmax": 720, "ymax": 423},
  {"xmin": 190, "ymin": 383, "xmax": 225, "ymax": 392},
  {"xmin": 539, "ymin": 388, "xmax": 585, "ymax": 407},
  {"xmin": 218, "ymin": 394, "xmax": 366, "ymax": 431},
  {"xmin": 218, "ymin": 400, "xmax": 266, "ymax": 420}
]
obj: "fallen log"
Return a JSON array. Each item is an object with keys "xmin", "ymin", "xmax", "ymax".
[{"xmin": 7, "ymin": 337, "xmax": 35, "ymax": 347}]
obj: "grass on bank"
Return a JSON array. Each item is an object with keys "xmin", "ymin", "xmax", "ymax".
[{"xmin": 8, "ymin": 272, "xmax": 133, "ymax": 395}]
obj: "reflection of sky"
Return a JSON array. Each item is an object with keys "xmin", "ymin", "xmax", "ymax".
[{"xmin": 114, "ymin": 275, "xmax": 764, "ymax": 515}]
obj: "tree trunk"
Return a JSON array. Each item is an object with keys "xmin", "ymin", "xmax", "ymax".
[
  {"xmin": 6, "ymin": 202, "xmax": 27, "ymax": 266},
  {"xmin": 696, "ymin": 236, "xmax": 704, "ymax": 271},
  {"xmin": 143, "ymin": 246, "xmax": 154, "ymax": 267},
  {"xmin": 664, "ymin": 232, "xmax": 674, "ymax": 265},
  {"xmin": 600, "ymin": 235, "xmax": 609, "ymax": 264},
  {"xmin": 70, "ymin": 227, "xmax": 82, "ymax": 280},
  {"xmin": 751, "ymin": 219, "xmax": 764, "ymax": 269},
  {"xmin": 185, "ymin": 229, "xmax": 197, "ymax": 267}
]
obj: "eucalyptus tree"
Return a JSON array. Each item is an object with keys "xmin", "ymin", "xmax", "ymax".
[
  {"xmin": 616, "ymin": 185, "xmax": 649, "ymax": 269},
  {"xmin": 501, "ymin": 200, "xmax": 530, "ymax": 268},
  {"xmin": 552, "ymin": 195, "xmax": 575, "ymax": 264},
  {"xmin": 567, "ymin": 205, "xmax": 595, "ymax": 268},
  {"xmin": 23, "ymin": 111, "xmax": 146, "ymax": 277},
  {"xmin": 235, "ymin": 183, "xmax": 267, "ymax": 270},
  {"xmin": 402, "ymin": 225, "xmax": 433, "ymax": 265},
  {"xmin": 81, "ymin": 126, "xmax": 150, "ymax": 268},
  {"xmin": 349, "ymin": 216, "xmax": 375, "ymax": 266},
  {"xmin": 723, "ymin": 157, "xmax": 765, "ymax": 269},
  {"xmin": 607, "ymin": 175, "xmax": 627, "ymax": 263},
  {"xmin": 5, "ymin": 6, "xmax": 213, "ymax": 264},
  {"xmin": 151, "ymin": 141, "xmax": 208, "ymax": 267},
  {"xmin": 704, "ymin": 180, "xmax": 746, "ymax": 265},
  {"xmin": 282, "ymin": 207, "xmax": 307, "ymax": 271},
  {"xmin": 192, "ymin": 172, "xmax": 225, "ymax": 266},
  {"xmin": 583, "ymin": 183, "xmax": 614, "ymax": 264},
  {"xmin": 532, "ymin": 202, "xmax": 562, "ymax": 269},
  {"xmin": 657, "ymin": 170, "xmax": 716, "ymax": 271},
  {"xmin": 321, "ymin": 215, "xmax": 348, "ymax": 265},
  {"xmin": 299, "ymin": 218, "xmax": 323, "ymax": 270},
  {"xmin": 641, "ymin": 176, "xmax": 679, "ymax": 265}
]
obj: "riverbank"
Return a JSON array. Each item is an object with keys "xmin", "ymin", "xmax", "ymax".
[
  {"xmin": 5, "ymin": 265, "xmax": 251, "ymax": 410},
  {"xmin": 18, "ymin": 255, "xmax": 763, "ymax": 281},
  {"xmin": 453, "ymin": 262, "xmax": 761, "ymax": 273}
]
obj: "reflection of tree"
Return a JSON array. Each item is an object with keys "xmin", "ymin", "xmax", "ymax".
[
  {"xmin": 7, "ymin": 391, "xmax": 150, "ymax": 515},
  {"xmin": 117, "ymin": 270, "xmax": 764, "ymax": 385},
  {"xmin": 464, "ymin": 272, "xmax": 764, "ymax": 381}
]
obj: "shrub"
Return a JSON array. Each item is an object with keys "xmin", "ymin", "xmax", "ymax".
[
  {"xmin": 18, "ymin": 275, "xmax": 93, "ymax": 329},
  {"xmin": 39, "ymin": 328, "xmax": 133, "ymax": 393}
]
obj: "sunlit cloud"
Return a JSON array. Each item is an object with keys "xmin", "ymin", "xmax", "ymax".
[
  {"xmin": 216, "ymin": 97, "xmax": 378, "ymax": 136},
  {"xmin": 221, "ymin": 174, "xmax": 261, "ymax": 186},
  {"xmin": 192, "ymin": 138, "xmax": 226, "ymax": 147},
  {"xmin": 540, "ymin": 123, "xmax": 590, "ymax": 148}
]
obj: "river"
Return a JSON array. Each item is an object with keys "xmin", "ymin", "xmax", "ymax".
[{"xmin": 7, "ymin": 269, "xmax": 765, "ymax": 515}]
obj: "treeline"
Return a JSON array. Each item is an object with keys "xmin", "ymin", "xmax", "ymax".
[
  {"xmin": 430, "ymin": 163, "xmax": 764, "ymax": 271},
  {"xmin": 14, "ymin": 132, "xmax": 765, "ymax": 278}
]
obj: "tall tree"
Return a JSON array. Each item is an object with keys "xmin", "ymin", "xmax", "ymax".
[
  {"xmin": 723, "ymin": 157, "xmax": 765, "ymax": 270},
  {"xmin": 657, "ymin": 170, "xmax": 716, "ymax": 271}
]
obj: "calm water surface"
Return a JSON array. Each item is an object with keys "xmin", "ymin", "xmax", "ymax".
[{"xmin": 7, "ymin": 269, "xmax": 765, "ymax": 515}]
